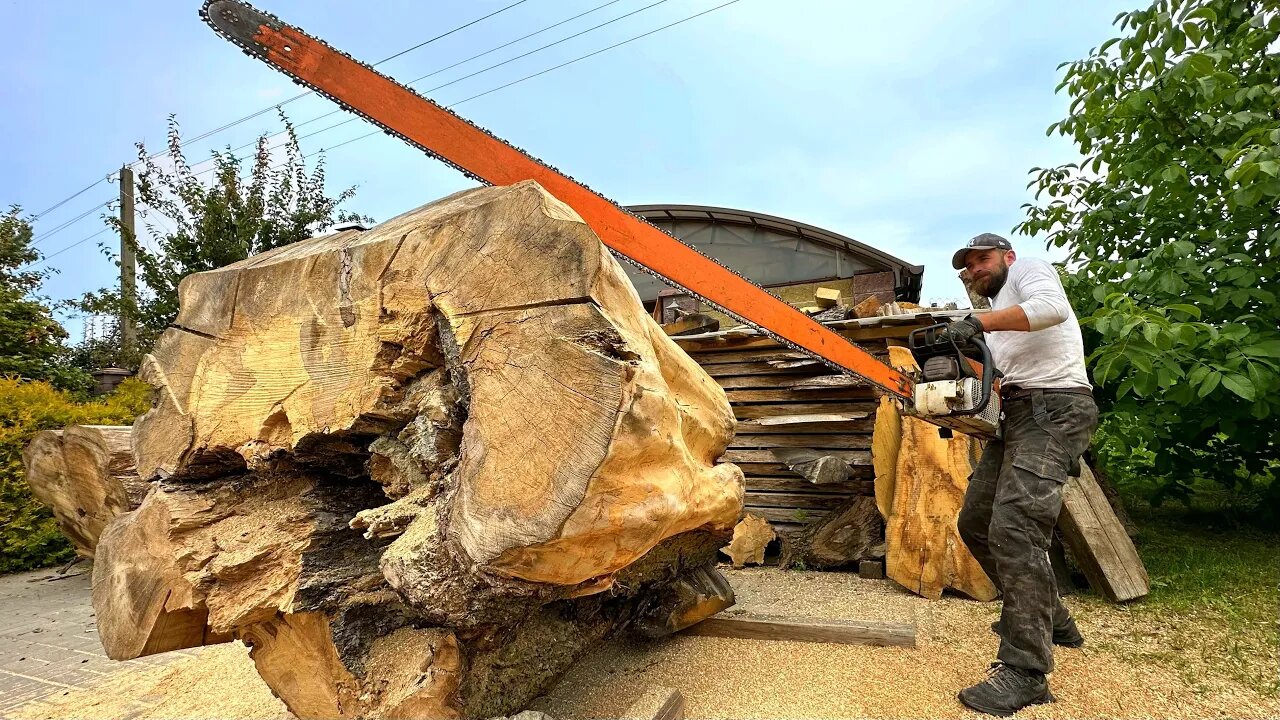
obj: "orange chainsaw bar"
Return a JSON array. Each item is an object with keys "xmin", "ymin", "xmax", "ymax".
[{"xmin": 202, "ymin": 0, "xmax": 913, "ymax": 399}]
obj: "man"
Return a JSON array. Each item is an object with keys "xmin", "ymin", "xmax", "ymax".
[{"xmin": 940, "ymin": 233, "xmax": 1098, "ymax": 717}]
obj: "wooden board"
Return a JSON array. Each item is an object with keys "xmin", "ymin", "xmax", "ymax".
[
  {"xmin": 710, "ymin": 374, "xmax": 867, "ymax": 390},
  {"xmin": 743, "ymin": 491, "xmax": 852, "ymax": 510},
  {"xmin": 690, "ymin": 349, "xmax": 811, "ymax": 365},
  {"xmin": 744, "ymin": 506, "xmax": 829, "ymax": 525},
  {"xmin": 705, "ymin": 361, "xmax": 826, "ymax": 377},
  {"xmin": 1058, "ymin": 464, "xmax": 1150, "ymax": 602},
  {"xmin": 724, "ymin": 387, "xmax": 876, "ymax": 403},
  {"xmin": 729, "ymin": 434, "xmax": 872, "ymax": 449},
  {"xmin": 722, "ymin": 449, "xmax": 871, "ymax": 465},
  {"xmin": 623, "ymin": 687, "xmax": 685, "ymax": 720},
  {"xmin": 733, "ymin": 419, "xmax": 875, "ymax": 435},
  {"xmin": 746, "ymin": 477, "xmax": 873, "ymax": 494},
  {"xmin": 733, "ymin": 403, "xmax": 879, "ymax": 420},
  {"xmin": 681, "ymin": 613, "xmax": 915, "ymax": 648}
]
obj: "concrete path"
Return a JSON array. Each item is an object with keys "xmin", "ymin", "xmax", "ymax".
[{"xmin": 0, "ymin": 564, "xmax": 195, "ymax": 716}]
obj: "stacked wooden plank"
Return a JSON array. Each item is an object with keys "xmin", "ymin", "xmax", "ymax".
[{"xmin": 674, "ymin": 312, "xmax": 969, "ymax": 567}]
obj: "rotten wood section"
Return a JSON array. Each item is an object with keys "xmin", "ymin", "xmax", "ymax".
[{"xmin": 681, "ymin": 613, "xmax": 916, "ymax": 648}]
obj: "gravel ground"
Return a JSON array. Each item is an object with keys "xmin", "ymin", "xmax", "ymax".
[{"xmin": 10, "ymin": 567, "xmax": 1278, "ymax": 720}]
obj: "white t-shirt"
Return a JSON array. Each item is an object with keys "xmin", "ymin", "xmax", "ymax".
[{"xmin": 985, "ymin": 257, "xmax": 1092, "ymax": 390}]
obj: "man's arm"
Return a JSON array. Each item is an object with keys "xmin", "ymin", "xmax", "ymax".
[{"xmin": 977, "ymin": 262, "xmax": 1071, "ymax": 333}]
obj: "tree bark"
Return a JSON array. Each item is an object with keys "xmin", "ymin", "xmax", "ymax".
[
  {"xmin": 22, "ymin": 425, "xmax": 143, "ymax": 558},
  {"xmin": 94, "ymin": 181, "xmax": 744, "ymax": 719}
]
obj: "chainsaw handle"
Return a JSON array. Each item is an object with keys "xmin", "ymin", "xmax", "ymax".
[
  {"xmin": 967, "ymin": 334, "xmax": 996, "ymax": 416},
  {"xmin": 908, "ymin": 322, "xmax": 997, "ymax": 415}
]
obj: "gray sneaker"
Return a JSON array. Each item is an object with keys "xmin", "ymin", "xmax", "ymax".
[
  {"xmin": 989, "ymin": 616, "xmax": 1085, "ymax": 648},
  {"xmin": 958, "ymin": 662, "xmax": 1056, "ymax": 717}
]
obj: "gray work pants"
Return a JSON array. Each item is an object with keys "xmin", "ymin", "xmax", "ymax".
[{"xmin": 957, "ymin": 390, "xmax": 1098, "ymax": 674}]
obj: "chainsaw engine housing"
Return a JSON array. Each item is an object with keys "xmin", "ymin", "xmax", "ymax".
[{"xmin": 904, "ymin": 323, "xmax": 1003, "ymax": 440}]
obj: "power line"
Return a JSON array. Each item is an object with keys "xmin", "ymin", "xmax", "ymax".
[
  {"xmin": 31, "ymin": 199, "xmax": 113, "ymax": 245},
  {"xmin": 186, "ymin": 0, "xmax": 694, "ymax": 177},
  {"xmin": 176, "ymin": 0, "xmax": 633, "ymax": 175},
  {"xmin": 33, "ymin": 226, "xmax": 111, "ymax": 266},
  {"xmin": 452, "ymin": 0, "xmax": 744, "ymax": 106},
  {"xmin": 34, "ymin": 0, "xmax": 747, "ymax": 268},
  {"xmin": 134, "ymin": 0, "xmax": 532, "ymax": 168},
  {"xmin": 31, "ymin": 0, "xmax": 529, "ymax": 224},
  {"xmin": 31, "ymin": 176, "xmax": 108, "ymax": 219}
]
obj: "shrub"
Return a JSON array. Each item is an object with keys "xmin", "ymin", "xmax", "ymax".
[{"xmin": 0, "ymin": 377, "xmax": 151, "ymax": 573}]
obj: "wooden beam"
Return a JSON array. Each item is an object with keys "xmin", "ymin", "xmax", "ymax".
[
  {"xmin": 721, "ymin": 449, "xmax": 870, "ymax": 465},
  {"xmin": 729, "ymin": 434, "xmax": 872, "ymax": 449},
  {"xmin": 734, "ymin": 403, "xmax": 878, "ymax": 420},
  {"xmin": 623, "ymin": 687, "xmax": 685, "ymax": 720},
  {"xmin": 681, "ymin": 613, "xmax": 916, "ymax": 648},
  {"xmin": 1058, "ymin": 464, "xmax": 1150, "ymax": 602},
  {"xmin": 724, "ymin": 387, "xmax": 876, "ymax": 403},
  {"xmin": 745, "ymin": 477, "xmax": 873, "ymax": 494}
]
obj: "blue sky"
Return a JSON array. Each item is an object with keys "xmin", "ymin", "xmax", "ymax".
[{"xmin": 1, "ymin": 0, "xmax": 1132, "ymax": 339}]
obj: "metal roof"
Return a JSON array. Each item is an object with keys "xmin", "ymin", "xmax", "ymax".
[{"xmin": 627, "ymin": 203, "xmax": 925, "ymax": 302}]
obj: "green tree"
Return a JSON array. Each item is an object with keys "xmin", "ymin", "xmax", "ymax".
[
  {"xmin": 77, "ymin": 113, "xmax": 371, "ymax": 367},
  {"xmin": 0, "ymin": 208, "xmax": 89, "ymax": 392},
  {"xmin": 1018, "ymin": 0, "xmax": 1279, "ymax": 513}
]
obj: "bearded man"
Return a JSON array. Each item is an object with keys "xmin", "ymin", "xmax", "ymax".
[{"xmin": 940, "ymin": 233, "xmax": 1098, "ymax": 717}]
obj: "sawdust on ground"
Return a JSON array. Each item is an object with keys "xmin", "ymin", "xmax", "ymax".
[
  {"xmin": 9, "ymin": 642, "xmax": 290, "ymax": 720},
  {"xmin": 10, "ymin": 568, "xmax": 1278, "ymax": 720}
]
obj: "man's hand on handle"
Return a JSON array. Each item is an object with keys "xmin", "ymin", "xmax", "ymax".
[{"xmin": 940, "ymin": 315, "xmax": 985, "ymax": 345}]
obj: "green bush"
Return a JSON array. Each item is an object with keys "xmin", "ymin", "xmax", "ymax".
[{"xmin": 0, "ymin": 377, "xmax": 151, "ymax": 573}]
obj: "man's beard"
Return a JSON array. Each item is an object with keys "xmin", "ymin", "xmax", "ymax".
[{"xmin": 975, "ymin": 262, "xmax": 1009, "ymax": 299}]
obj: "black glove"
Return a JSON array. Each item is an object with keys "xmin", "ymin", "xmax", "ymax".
[{"xmin": 940, "ymin": 315, "xmax": 984, "ymax": 344}]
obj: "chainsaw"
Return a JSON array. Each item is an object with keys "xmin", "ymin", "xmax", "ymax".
[{"xmin": 200, "ymin": 1, "xmax": 1003, "ymax": 440}]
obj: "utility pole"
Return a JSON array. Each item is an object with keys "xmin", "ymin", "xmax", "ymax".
[{"xmin": 119, "ymin": 165, "xmax": 138, "ymax": 351}]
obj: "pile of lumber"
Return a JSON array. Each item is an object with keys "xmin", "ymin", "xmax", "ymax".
[
  {"xmin": 82, "ymin": 182, "xmax": 748, "ymax": 719},
  {"xmin": 673, "ymin": 314, "xmax": 946, "ymax": 570}
]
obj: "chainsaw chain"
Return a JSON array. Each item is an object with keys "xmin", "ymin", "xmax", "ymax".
[{"xmin": 200, "ymin": 0, "xmax": 867, "ymax": 382}]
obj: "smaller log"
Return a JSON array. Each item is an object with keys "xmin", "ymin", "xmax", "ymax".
[
  {"xmin": 635, "ymin": 565, "xmax": 735, "ymax": 638},
  {"xmin": 681, "ymin": 613, "xmax": 915, "ymax": 648},
  {"xmin": 624, "ymin": 687, "xmax": 685, "ymax": 720},
  {"xmin": 720, "ymin": 514, "xmax": 775, "ymax": 567},
  {"xmin": 21, "ymin": 425, "xmax": 144, "ymax": 558},
  {"xmin": 779, "ymin": 496, "xmax": 881, "ymax": 570}
]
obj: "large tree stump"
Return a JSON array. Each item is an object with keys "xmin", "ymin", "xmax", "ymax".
[
  {"xmin": 21, "ymin": 425, "xmax": 143, "ymax": 558},
  {"xmin": 93, "ymin": 182, "xmax": 744, "ymax": 719}
]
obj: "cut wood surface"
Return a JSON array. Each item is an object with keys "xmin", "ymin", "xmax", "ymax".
[
  {"xmin": 872, "ymin": 346, "xmax": 996, "ymax": 602},
  {"xmin": 1059, "ymin": 464, "xmax": 1150, "ymax": 602},
  {"xmin": 681, "ymin": 613, "xmax": 916, "ymax": 648},
  {"xmin": 97, "ymin": 182, "xmax": 745, "ymax": 719},
  {"xmin": 780, "ymin": 495, "xmax": 882, "ymax": 570},
  {"xmin": 22, "ymin": 425, "xmax": 144, "ymax": 558},
  {"xmin": 721, "ymin": 514, "xmax": 776, "ymax": 567}
]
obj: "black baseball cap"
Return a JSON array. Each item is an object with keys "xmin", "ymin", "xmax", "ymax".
[{"xmin": 951, "ymin": 233, "xmax": 1013, "ymax": 269}]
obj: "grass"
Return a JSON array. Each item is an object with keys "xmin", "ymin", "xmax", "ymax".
[{"xmin": 1073, "ymin": 503, "xmax": 1280, "ymax": 698}]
